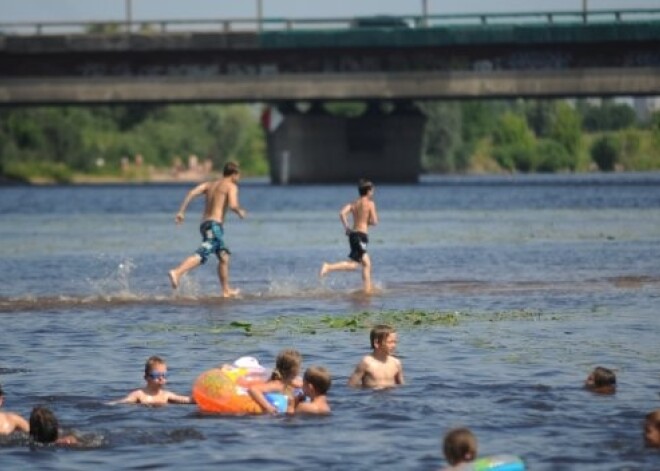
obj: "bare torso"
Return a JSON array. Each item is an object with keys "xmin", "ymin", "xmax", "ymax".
[
  {"xmin": 355, "ymin": 354, "xmax": 402, "ymax": 388},
  {"xmin": 202, "ymin": 178, "xmax": 235, "ymax": 223},
  {"xmin": 350, "ymin": 196, "xmax": 376, "ymax": 234}
]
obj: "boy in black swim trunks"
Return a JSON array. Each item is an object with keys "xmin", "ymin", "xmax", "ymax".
[{"xmin": 320, "ymin": 179, "xmax": 378, "ymax": 293}]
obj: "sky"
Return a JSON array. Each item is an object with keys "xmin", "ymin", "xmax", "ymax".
[{"xmin": 1, "ymin": 0, "xmax": 659, "ymax": 23}]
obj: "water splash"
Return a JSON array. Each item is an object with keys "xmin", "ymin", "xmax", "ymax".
[{"xmin": 87, "ymin": 258, "xmax": 137, "ymax": 298}]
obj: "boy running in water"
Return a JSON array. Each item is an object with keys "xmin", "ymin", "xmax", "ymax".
[
  {"xmin": 168, "ymin": 161, "xmax": 246, "ymax": 298},
  {"xmin": 320, "ymin": 179, "xmax": 378, "ymax": 293}
]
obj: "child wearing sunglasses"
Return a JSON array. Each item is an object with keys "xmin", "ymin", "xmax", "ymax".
[{"xmin": 110, "ymin": 356, "xmax": 194, "ymax": 406}]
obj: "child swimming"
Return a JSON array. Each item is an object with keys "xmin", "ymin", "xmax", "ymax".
[
  {"xmin": 110, "ymin": 356, "xmax": 194, "ymax": 406},
  {"xmin": 248, "ymin": 349, "xmax": 302, "ymax": 414},
  {"xmin": 441, "ymin": 427, "xmax": 478, "ymax": 470},
  {"xmin": 348, "ymin": 324, "xmax": 404, "ymax": 389},
  {"xmin": 288, "ymin": 366, "xmax": 331, "ymax": 416},
  {"xmin": 584, "ymin": 366, "xmax": 616, "ymax": 394},
  {"xmin": 0, "ymin": 385, "xmax": 29, "ymax": 435}
]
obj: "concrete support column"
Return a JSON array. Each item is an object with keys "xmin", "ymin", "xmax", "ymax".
[{"xmin": 266, "ymin": 101, "xmax": 426, "ymax": 184}]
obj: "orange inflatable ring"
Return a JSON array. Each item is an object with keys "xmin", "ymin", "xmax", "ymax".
[{"xmin": 193, "ymin": 367, "xmax": 287, "ymax": 415}]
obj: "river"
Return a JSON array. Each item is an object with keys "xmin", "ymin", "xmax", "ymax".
[{"xmin": 1, "ymin": 173, "xmax": 659, "ymax": 470}]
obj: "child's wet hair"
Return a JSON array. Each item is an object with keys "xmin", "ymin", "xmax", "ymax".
[
  {"xmin": 29, "ymin": 406, "xmax": 59, "ymax": 443},
  {"xmin": 144, "ymin": 355, "xmax": 165, "ymax": 376},
  {"xmin": 443, "ymin": 427, "xmax": 478, "ymax": 466},
  {"xmin": 270, "ymin": 349, "xmax": 302, "ymax": 382},
  {"xmin": 591, "ymin": 366, "xmax": 616, "ymax": 387},
  {"xmin": 223, "ymin": 161, "xmax": 240, "ymax": 176},
  {"xmin": 646, "ymin": 410, "xmax": 660, "ymax": 430},
  {"xmin": 370, "ymin": 324, "xmax": 395, "ymax": 349},
  {"xmin": 304, "ymin": 366, "xmax": 332, "ymax": 395}
]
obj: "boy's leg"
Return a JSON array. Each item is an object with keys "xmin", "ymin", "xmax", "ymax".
[
  {"xmin": 169, "ymin": 255, "xmax": 201, "ymax": 289},
  {"xmin": 218, "ymin": 251, "xmax": 240, "ymax": 297},
  {"xmin": 361, "ymin": 254, "xmax": 372, "ymax": 293},
  {"xmin": 320, "ymin": 260, "xmax": 359, "ymax": 277}
]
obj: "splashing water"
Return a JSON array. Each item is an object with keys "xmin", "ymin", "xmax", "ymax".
[{"xmin": 87, "ymin": 258, "xmax": 137, "ymax": 298}]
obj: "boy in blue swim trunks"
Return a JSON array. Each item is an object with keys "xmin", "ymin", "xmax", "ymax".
[
  {"xmin": 320, "ymin": 179, "xmax": 378, "ymax": 293},
  {"xmin": 168, "ymin": 161, "xmax": 246, "ymax": 297}
]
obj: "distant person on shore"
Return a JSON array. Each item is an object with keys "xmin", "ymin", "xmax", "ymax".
[
  {"xmin": 0, "ymin": 385, "xmax": 29, "ymax": 435},
  {"xmin": 348, "ymin": 324, "xmax": 404, "ymax": 389},
  {"xmin": 440, "ymin": 427, "xmax": 478, "ymax": 470},
  {"xmin": 110, "ymin": 356, "xmax": 194, "ymax": 406},
  {"xmin": 644, "ymin": 410, "xmax": 660, "ymax": 448},
  {"xmin": 288, "ymin": 366, "xmax": 332, "ymax": 416},
  {"xmin": 168, "ymin": 161, "xmax": 246, "ymax": 298},
  {"xmin": 584, "ymin": 366, "xmax": 616, "ymax": 394},
  {"xmin": 320, "ymin": 178, "xmax": 378, "ymax": 293},
  {"xmin": 249, "ymin": 349, "xmax": 302, "ymax": 415},
  {"xmin": 29, "ymin": 406, "xmax": 78, "ymax": 445}
]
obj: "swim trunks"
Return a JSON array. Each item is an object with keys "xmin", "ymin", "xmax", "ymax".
[
  {"xmin": 348, "ymin": 231, "xmax": 369, "ymax": 262},
  {"xmin": 195, "ymin": 220, "xmax": 230, "ymax": 264}
]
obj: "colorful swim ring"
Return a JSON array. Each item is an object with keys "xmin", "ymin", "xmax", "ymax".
[
  {"xmin": 464, "ymin": 455, "xmax": 525, "ymax": 471},
  {"xmin": 193, "ymin": 367, "xmax": 288, "ymax": 415}
]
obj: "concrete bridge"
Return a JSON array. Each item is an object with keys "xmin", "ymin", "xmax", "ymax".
[{"xmin": 1, "ymin": 9, "xmax": 659, "ymax": 182}]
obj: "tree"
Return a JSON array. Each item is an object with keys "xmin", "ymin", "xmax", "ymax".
[{"xmin": 548, "ymin": 102, "xmax": 581, "ymax": 169}]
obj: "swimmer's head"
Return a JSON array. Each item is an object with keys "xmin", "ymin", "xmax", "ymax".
[
  {"xmin": 443, "ymin": 427, "xmax": 478, "ymax": 466},
  {"xmin": 144, "ymin": 356, "xmax": 168, "ymax": 385},
  {"xmin": 271, "ymin": 349, "xmax": 302, "ymax": 383},
  {"xmin": 303, "ymin": 366, "xmax": 332, "ymax": 396},
  {"xmin": 645, "ymin": 410, "xmax": 660, "ymax": 448},
  {"xmin": 370, "ymin": 324, "xmax": 396, "ymax": 351},
  {"xmin": 585, "ymin": 366, "xmax": 616, "ymax": 394},
  {"xmin": 29, "ymin": 406, "xmax": 59, "ymax": 444}
]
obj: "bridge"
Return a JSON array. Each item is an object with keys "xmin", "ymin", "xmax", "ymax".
[{"xmin": 1, "ymin": 9, "xmax": 659, "ymax": 182}]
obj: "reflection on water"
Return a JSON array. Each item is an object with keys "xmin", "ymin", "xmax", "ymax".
[{"xmin": 1, "ymin": 174, "xmax": 660, "ymax": 470}]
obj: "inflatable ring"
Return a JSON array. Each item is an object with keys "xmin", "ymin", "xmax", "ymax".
[
  {"xmin": 465, "ymin": 455, "xmax": 525, "ymax": 471},
  {"xmin": 193, "ymin": 367, "xmax": 288, "ymax": 415}
]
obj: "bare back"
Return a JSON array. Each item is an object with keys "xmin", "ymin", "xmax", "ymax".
[
  {"xmin": 349, "ymin": 196, "xmax": 377, "ymax": 234},
  {"xmin": 202, "ymin": 178, "xmax": 237, "ymax": 223}
]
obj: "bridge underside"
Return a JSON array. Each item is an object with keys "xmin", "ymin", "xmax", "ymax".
[{"xmin": 1, "ymin": 68, "xmax": 659, "ymax": 104}]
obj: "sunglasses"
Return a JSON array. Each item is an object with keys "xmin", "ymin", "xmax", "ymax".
[{"xmin": 147, "ymin": 372, "xmax": 168, "ymax": 380}]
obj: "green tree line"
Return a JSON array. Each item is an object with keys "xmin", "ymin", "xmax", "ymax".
[
  {"xmin": 0, "ymin": 104, "xmax": 266, "ymax": 183},
  {"xmin": 420, "ymin": 99, "xmax": 660, "ymax": 174},
  {"xmin": 0, "ymin": 99, "xmax": 658, "ymax": 183}
]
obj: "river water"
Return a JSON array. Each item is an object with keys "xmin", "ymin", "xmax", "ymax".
[{"xmin": 1, "ymin": 174, "xmax": 659, "ymax": 470}]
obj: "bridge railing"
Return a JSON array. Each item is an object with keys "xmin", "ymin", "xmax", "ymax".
[{"xmin": 1, "ymin": 9, "xmax": 659, "ymax": 36}]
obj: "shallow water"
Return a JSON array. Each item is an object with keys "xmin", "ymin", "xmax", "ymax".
[{"xmin": 1, "ymin": 174, "xmax": 660, "ymax": 470}]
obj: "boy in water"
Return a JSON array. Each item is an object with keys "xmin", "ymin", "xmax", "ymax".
[
  {"xmin": 110, "ymin": 356, "xmax": 194, "ymax": 406},
  {"xmin": 320, "ymin": 178, "xmax": 378, "ymax": 293},
  {"xmin": 0, "ymin": 384, "xmax": 29, "ymax": 435},
  {"xmin": 289, "ymin": 366, "xmax": 332, "ymax": 416},
  {"xmin": 644, "ymin": 410, "xmax": 660, "ymax": 448},
  {"xmin": 29, "ymin": 406, "xmax": 78, "ymax": 445},
  {"xmin": 441, "ymin": 427, "xmax": 478, "ymax": 470},
  {"xmin": 168, "ymin": 161, "xmax": 246, "ymax": 298},
  {"xmin": 584, "ymin": 366, "xmax": 616, "ymax": 394},
  {"xmin": 348, "ymin": 324, "xmax": 404, "ymax": 388}
]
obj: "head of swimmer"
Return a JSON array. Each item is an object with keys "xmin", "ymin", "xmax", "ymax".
[
  {"xmin": 645, "ymin": 410, "xmax": 660, "ymax": 448},
  {"xmin": 358, "ymin": 178, "xmax": 374, "ymax": 198},
  {"xmin": 584, "ymin": 366, "xmax": 616, "ymax": 394},
  {"xmin": 443, "ymin": 427, "xmax": 478, "ymax": 466},
  {"xmin": 270, "ymin": 349, "xmax": 302, "ymax": 383},
  {"xmin": 302, "ymin": 366, "xmax": 332, "ymax": 397},
  {"xmin": 370, "ymin": 324, "xmax": 398, "ymax": 356},
  {"xmin": 144, "ymin": 356, "xmax": 168, "ymax": 387}
]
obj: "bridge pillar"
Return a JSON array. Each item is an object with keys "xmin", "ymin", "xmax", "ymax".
[{"xmin": 265, "ymin": 101, "xmax": 426, "ymax": 184}]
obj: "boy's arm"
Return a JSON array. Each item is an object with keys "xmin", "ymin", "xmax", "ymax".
[
  {"xmin": 10, "ymin": 413, "xmax": 29, "ymax": 432},
  {"xmin": 227, "ymin": 185, "xmax": 246, "ymax": 219},
  {"xmin": 339, "ymin": 203, "xmax": 352, "ymax": 234},
  {"xmin": 347, "ymin": 358, "xmax": 368, "ymax": 388},
  {"xmin": 166, "ymin": 391, "xmax": 195, "ymax": 404},
  {"xmin": 395, "ymin": 359, "xmax": 404, "ymax": 385},
  {"xmin": 107, "ymin": 390, "xmax": 140, "ymax": 405},
  {"xmin": 248, "ymin": 382, "xmax": 281, "ymax": 414},
  {"xmin": 368, "ymin": 201, "xmax": 379, "ymax": 226},
  {"xmin": 294, "ymin": 402, "xmax": 319, "ymax": 415},
  {"xmin": 175, "ymin": 182, "xmax": 208, "ymax": 224}
]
